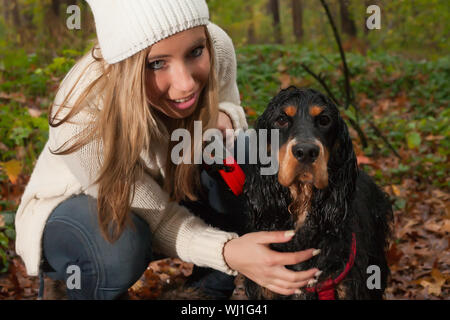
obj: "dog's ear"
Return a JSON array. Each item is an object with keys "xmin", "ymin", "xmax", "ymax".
[
  {"xmin": 311, "ymin": 112, "xmax": 358, "ymax": 232},
  {"xmin": 329, "ymin": 114, "xmax": 358, "ymax": 195},
  {"xmin": 243, "ymin": 163, "xmax": 293, "ymax": 230}
]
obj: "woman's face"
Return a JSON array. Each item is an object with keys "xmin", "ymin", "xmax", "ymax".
[{"xmin": 145, "ymin": 26, "xmax": 211, "ymax": 119}]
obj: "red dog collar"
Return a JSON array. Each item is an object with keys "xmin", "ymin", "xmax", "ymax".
[{"xmin": 305, "ymin": 232, "xmax": 357, "ymax": 300}]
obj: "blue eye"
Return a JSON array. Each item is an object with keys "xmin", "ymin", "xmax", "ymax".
[
  {"xmin": 191, "ymin": 46, "xmax": 204, "ymax": 58},
  {"xmin": 148, "ymin": 60, "xmax": 165, "ymax": 70}
]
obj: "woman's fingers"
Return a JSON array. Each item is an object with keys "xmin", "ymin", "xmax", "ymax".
[
  {"xmin": 253, "ymin": 230, "xmax": 297, "ymax": 244},
  {"xmin": 269, "ymin": 248, "xmax": 320, "ymax": 266},
  {"xmin": 270, "ymin": 278, "xmax": 310, "ymax": 290},
  {"xmin": 265, "ymin": 284, "xmax": 298, "ymax": 296},
  {"xmin": 260, "ymin": 268, "xmax": 320, "ymax": 296},
  {"xmin": 275, "ymin": 266, "xmax": 320, "ymax": 283}
]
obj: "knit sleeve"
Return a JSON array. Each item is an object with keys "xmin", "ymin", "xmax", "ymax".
[{"xmin": 207, "ymin": 23, "xmax": 248, "ymax": 132}]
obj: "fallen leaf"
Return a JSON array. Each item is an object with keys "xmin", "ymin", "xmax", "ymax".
[
  {"xmin": 0, "ymin": 92, "xmax": 26, "ymax": 104},
  {"xmin": 15, "ymin": 146, "xmax": 26, "ymax": 160},
  {"xmin": 244, "ymin": 106, "xmax": 257, "ymax": 117},
  {"xmin": 397, "ymin": 218, "xmax": 420, "ymax": 239},
  {"xmin": 1, "ymin": 160, "xmax": 22, "ymax": 184},
  {"xmin": 418, "ymin": 268, "xmax": 447, "ymax": 297},
  {"xmin": 28, "ymin": 107, "xmax": 42, "ymax": 118},
  {"xmin": 424, "ymin": 219, "xmax": 443, "ymax": 235},
  {"xmin": 425, "ymin": 135, "xmax": 445, "ymax": 141},
  {"xmin": 357, "ymin": 155, "xmax": 373, "ymax": 165},
  {"xmin": 387, "ymin": 243, "xmax": 404, "ymax": 266},
  {"xmin": 391, "ymin": 185, "xmax": 402, "ymax": 197},
  {"xmin": 277, "ymin": 64, "xmax": 287, "ymax": 72},
  {"xmin": 419, "ymin": 280, "xmax": 441, "ymax": 296},
  {"xmin": 406, "ymin": 132, "xmax": 421, "ymax": 149},
  {"xmin": 279, "ymin": 73, "xmax": 291, "ymax": 89},
  {"xmin": 431, "ymin": 268, "xmax": 449, "ymax": 284},
  {"xmin": 441, "ymin": 219, "xmax": 450, "ymax": 233}
]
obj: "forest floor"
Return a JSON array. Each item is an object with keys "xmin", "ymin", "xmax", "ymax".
[{"xmin": 0, "ymin": 172, "xmax": 448, "ymax": 300}]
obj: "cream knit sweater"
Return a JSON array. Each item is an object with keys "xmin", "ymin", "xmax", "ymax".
[{"xmin": 15, "ymin": 23, "xmax": 248, "ymax": 277}]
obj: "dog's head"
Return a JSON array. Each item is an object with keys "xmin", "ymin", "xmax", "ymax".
[{"xmin": 253, "ymin": 87, "xmax": 358, "ymax": 227}]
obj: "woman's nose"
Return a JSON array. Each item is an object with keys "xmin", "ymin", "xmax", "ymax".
[{"xmin": 171, "ymin": 63, "xmax": 196, "ymax": 93}]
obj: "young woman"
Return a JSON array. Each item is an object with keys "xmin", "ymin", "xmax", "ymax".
[{"xmin": 15, "ymin": 0, "xmax": 321, "ymax": 299}]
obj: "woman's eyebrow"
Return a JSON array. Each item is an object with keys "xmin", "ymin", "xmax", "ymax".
[{"xmin": 147, "ymin": 37, "xmax": 207, "ymax": 60}]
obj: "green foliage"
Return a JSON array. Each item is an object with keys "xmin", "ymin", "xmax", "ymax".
[
  {"xmin": 0, "ymin": 211, "xmax": 15, "ymax": 273},
  {"xmin": 0, "ymin": 102, "xmax": 48, "ymax": 168},
  {"xmin": 0, "ymin": 46, "xmax": 80, "ymax": 97}
]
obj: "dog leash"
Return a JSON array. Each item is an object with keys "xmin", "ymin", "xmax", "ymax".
[{"xmin": 305, "ymin": 232, "xmax": 357, "ymax": 300}]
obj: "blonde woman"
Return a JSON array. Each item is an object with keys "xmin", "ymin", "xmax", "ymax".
[{"xmin": 15, "ymin": 0, "xmax": 320, "ymax": 299}]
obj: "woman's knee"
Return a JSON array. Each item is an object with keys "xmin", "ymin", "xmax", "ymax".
[
  {"xmin": 42, "ymin": 194, "xmax": 153, "ymax": 299},
  {"xmin": 42, "ymin": 217, "xmax": 99, "ymax": 299}
]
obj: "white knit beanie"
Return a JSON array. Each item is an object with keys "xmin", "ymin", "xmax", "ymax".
[{"xmin": 86, "ymin": 0, "xmax": 210, "ymax": 64}]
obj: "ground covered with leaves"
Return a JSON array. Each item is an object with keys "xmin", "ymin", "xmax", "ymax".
[{"xmin": 0, "ymin": 46, "xmax": 448, "ymax": 299}]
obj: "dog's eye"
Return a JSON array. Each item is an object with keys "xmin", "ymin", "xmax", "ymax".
[
  {"xmin": 275, "ymin": 115, "xmax": 289, "ymax": 128},
  {"xmin": 317, "ymin": 114, "xmax": 331, "ymax": 127}
]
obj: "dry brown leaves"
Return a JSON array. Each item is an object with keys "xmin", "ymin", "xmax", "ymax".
[
  {"xmin": 383, "ymin": 180, "xmax": 449, "ymax": 300},
  {"xmin": 0, "ymin": 257, "xmax": 39, "ymax": 300}
]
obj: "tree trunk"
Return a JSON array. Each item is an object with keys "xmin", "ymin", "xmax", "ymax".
[
  {"xmin": 338, "ymin": 0, "xmax": 357, "ymax": 37},
  {"xmin": 269, "ymin": 0, "xmax": 282, "ymax": 43},
  {"xmin": 11, "ymin": 0, "xmax": 21, "ymax": 28},
  {"xmin": 2, "ymin": 0, "xmax": 10, "ymax": 24},
  {"xmin": 247, "ymin": 3, "xmax": 257, "ymax": 44},
  {"xmin": 51, "ymin": 0, "xmax": 60, "ymax": 17},
  {"xmin": 291, "ymin": 0, "xmax": 303, "ymax": 42}
]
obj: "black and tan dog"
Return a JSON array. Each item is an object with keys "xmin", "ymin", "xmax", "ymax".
[{"xmin": 242, "ymin": 87, "xmax": 393, "ymax": 300}]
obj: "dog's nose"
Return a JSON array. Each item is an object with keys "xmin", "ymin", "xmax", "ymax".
[{"xmin": 292, "ymin": 143, "xmax": 319, "ymax": 164}]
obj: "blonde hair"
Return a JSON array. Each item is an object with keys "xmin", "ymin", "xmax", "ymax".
[{"xmin": 49, "ymin": 26, "xmax": 219, "ymax": 243}]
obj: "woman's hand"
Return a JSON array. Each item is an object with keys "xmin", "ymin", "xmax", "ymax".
[
  {"xmin": 223, "ymin": 230, "xmax": 321, "ymax": 296},
  {"xmin": 217, "ymin": 111, "xmax": 235, "ymax": 152},
  {"xmin": 217, "ymin": 111, "xmax": 233, "ymax": 133}
]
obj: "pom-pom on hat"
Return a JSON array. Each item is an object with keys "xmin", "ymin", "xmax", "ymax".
[{"xmin": 86, "ymin": 0, "xmax": 210, "ymax": 64}]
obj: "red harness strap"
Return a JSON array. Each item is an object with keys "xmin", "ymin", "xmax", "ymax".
[
  {"xmin": 217, "ymin": 155, "xmax": 246, "ymax": 196},
  {"xmin": 305, "ymin": 232, "xmax": 357, "ymax": 300}
]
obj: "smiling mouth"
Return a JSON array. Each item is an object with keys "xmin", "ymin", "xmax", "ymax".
[
  {"xmin": 167, "ymin": 92, "xmax": 199, "ymax": 110},
  {"xmin": 170, "ymin": 93, "xmax": 195, "ymax": 103}
]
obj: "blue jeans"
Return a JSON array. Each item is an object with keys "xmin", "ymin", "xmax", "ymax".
[{"xmin": 41, "ymin": 194, "xmax": 153, "ymax": 299}]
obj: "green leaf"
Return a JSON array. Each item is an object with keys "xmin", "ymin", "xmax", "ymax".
[
  {"xmin": 0, "ymin": 211, "xmax": 15, "ymax": 226},
  {"xmin": 4, "ymin": 228, "xmax": 15, "ymax": 240},
  {"xmin": 0, "ymin": 232, "xmax": 8, "ymax": 248},
  {"xmin": 406, "ymin": 132, "xmax": 421, "ymax": 149},
  {"xmin": 394, "ymin": 198, "xmax": 406, "ymax": 210},
  {"xmin": 0, "ymin": 248, "xmax": 8, "ymax": 273}
]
